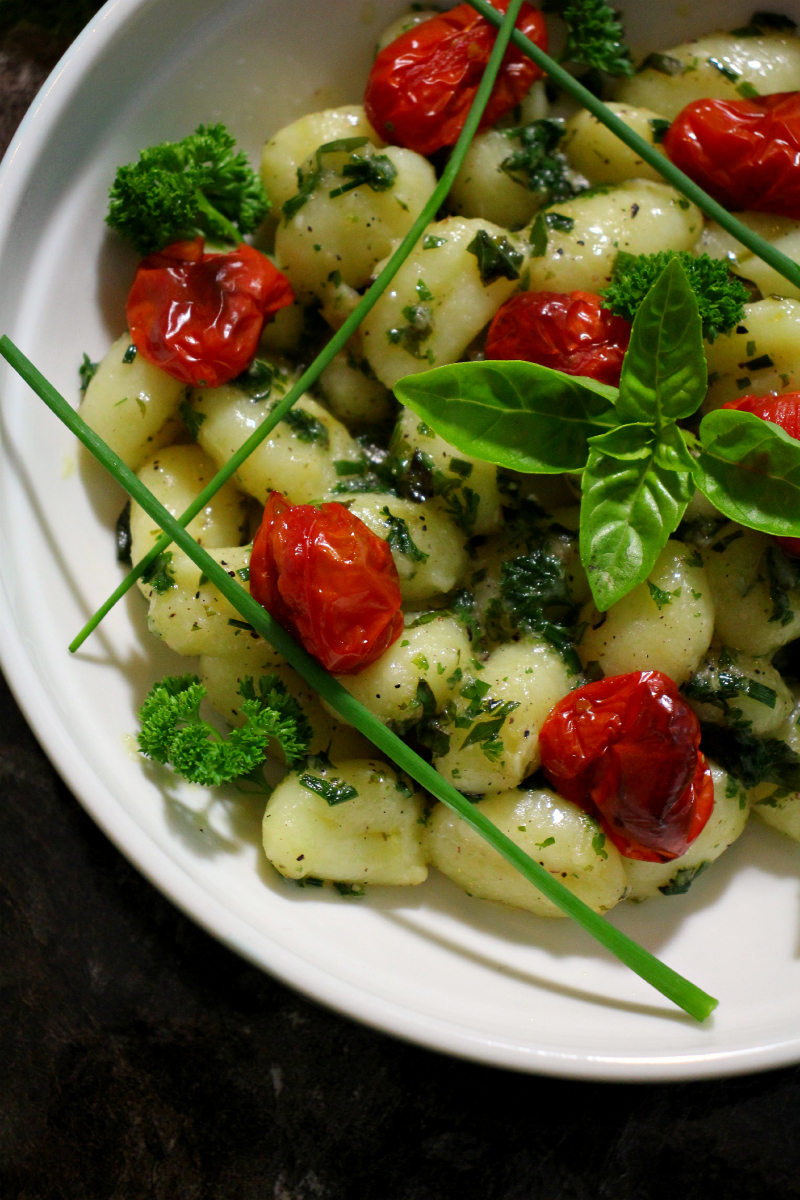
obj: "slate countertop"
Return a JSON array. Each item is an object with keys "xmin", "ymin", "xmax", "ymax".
[{"xmin": 3, "ymin": 10, "xmax": 800, "ymax": 1198}]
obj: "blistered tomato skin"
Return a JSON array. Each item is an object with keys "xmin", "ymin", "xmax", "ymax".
[
  {"xmin": 664, "ymin": 93, "xmax": 800, "ymax": 219},
  {"xmin": 722, "ymin": 392, "xmax": 800, "ymax": 558},
  {"xmin": 127, "ymin": 238, "xmax": 295, "ymax": 388},
  {"xmin": 486, "ymin": 291, "xmax": 632, "ymax": 386},
  {"xmin": 539, "ymin": 671, "xmax": 715, "ymax": 862},
  {"xmin": 250, "ymin": 492, "xmax": 404, "ymax": 675},
  {"xmin": 363, "ymin": 1, "xmax": 547, "ymax": 158}
]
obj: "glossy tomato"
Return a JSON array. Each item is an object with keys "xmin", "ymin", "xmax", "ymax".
[
  {"xmin": 538, "ymin": 671, "xmax": 714, "ymax": 862},
  {"xmin": 127, "ymin": 237, "xmax": 294, "ymax": 388},
  {"xmin": 664, "ymin": 92, "xmax": 800, "ymax": 218},
  {"xmin": 363, "ymin": 1, "xmax": 547, "ymax": 157},
  {"xmin": 486, "ymin": 290, "xmax": 631, "ymax": 386},
  {"xmin": 250, "ymin": 492, "xmax": 404, "ymax": 675},
  {"xmin": 722, "ymin": 391, "xmax": 800, "ymax": 558}
]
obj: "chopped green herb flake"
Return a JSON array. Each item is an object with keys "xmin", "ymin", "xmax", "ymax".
[
  {"xmin": 79, "ymin": 353, "xmax": 99, "ymax": 392},
  {"xmin": 282, "ymin": 407, "xmax": 330, "ymax": 446},
  {"xmin": 142, "ymin": 551, "xmax": 176, "ymax": 594},
  {"xmin": 466, "ymin": 228, "xmax": 524, "ymax": 285},
  {"xmin": 592, "ymin": 831, "xmax": 608, "ymax": 859},
  {"xmin": 659, "ymin": 862, "xmax": 711, "ymax": 895},
  {"xmin": 299, "ymin": 772, "xmax": 359, "ymax": 806}
]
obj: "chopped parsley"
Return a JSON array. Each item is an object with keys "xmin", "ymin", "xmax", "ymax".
[
  {"xmin": 500, "ymin": 119, "xmax": 582, "ymax": 205},
  {"xmin": 281, "ymin": 407, "xmax": 330, "ymax": 446},
  {"xmin": 79, "ymin": 353, "xmax": 99, "ymax": 392},
  {"xmin": 659, "ymin": 862, "xmax": 711, "ymax": 896},
  {"xmin": 466, "ymin": 229, "xmax": 524, "ymax": 285},
  {"xmin": 141, "ymin": 550, "xmax": 176, "ymax": 594},
  {"xmin": 530, "ymin": 211, "xmax": 576, "ymax": 258},
  {"xmin": 381, "ymin": 506, "xmax": 429, "ymax": 562},
  {"xmin": 137, "ymin": 674, "xmax": 311, "ymax": 787},
  {"xmin": 601, "ymin": 250, "xmax": 748, "ymax": 342},
  {"xmin": 180, "ymin": 399, "xmax": 206, "ymax": 441}
]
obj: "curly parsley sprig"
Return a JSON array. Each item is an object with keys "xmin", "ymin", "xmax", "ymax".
[
  {"xmin": 106, "ymin": 124, "xmax": 270, "ymax": 255},
  {"xmin": 545, "ymin": 0, "xmax": 634, "ymax": 76},
  {"xmin": 601, "ymin": 251, "xmax": 749, "ymax": 343},
  {"xmin": 137, "ymin": 674, "xmax": 311, "ymax": 787}
]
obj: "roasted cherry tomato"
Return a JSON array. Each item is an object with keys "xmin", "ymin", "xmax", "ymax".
[
  {"xmin": 250, "ymin": 492, "xmax": 404, "ymax": 674},
  {"xmin": 127, "ymin": 237, "xmax": 294, "ymax": 389},
  {"xmin": 664, "ymin": 92, "xmax": 800, "ymax": 218},
  {"xmin": 538, "ymin": 671, "xmax": 715, "ymax": 862},
  {"xmin": 722, "ymin": 392, "xmax": 800, "ymax": 558},
  {"xmin": 363, "ymin": 1, "xmax": 548, "ymax": 158},
  {"xmin": 486, "ymin": 290, "xmax": 631, "ymax": 386}
]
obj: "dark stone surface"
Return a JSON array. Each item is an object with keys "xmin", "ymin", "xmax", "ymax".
[{"xmin": 4, "ymin": 7, "xmax": 800, "ymax": 1197}]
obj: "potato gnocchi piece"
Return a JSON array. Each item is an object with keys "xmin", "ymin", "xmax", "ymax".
[
  {"xmin": 563, "ymin": 102, "xmax": 669, "ymax": 185},
  {"xmin": 260, "ymin": 105, "xmax": 384, "ymax": 211},
  {"xmin": 376, "ymin": 8, "xmax": 438, "ymax": 52},
  {"xmin": 391, "ymin": 405, "xmax": 503, "ymax": 536},
  {"xmin": 142, "ymin": 544, "xmax": 256, "ymax": 657},
  {"xmin": 191, "ymin": 387, "xmax": 361, "ymax": 505},
  {"xmin": 526, "ymin": 181, "xmax": 701, "ymax": 294},
  {"xmin": 578, "ymin": 540, "xmax": 714, "ymax": 684},
  {"xmin": 700, "ymin": 525, "xmax": 800, "ymax": 656},
  {"xmin": 703, "ymin": 298, "xmax": 800, "ymax": 411},
  {"xmin": 199, "ymin": 641, "xmax": 373, "ymax": 761},
  {"xmin": 78, "ymin": 333, "xmax": 185, "ymax": 471},
  {"xmin": 317, "ymin": 345, "xmax": 393, "ymax": 427},
  {"xmin": 274, "ymin": 143, "xmax": 436, "ymax": 309},
  {"xmin": 685, "ymin": 645, "xmax": 794, "ymax": 740},
  {"xmin": 262, "ymin": 759, "xmax": 428, "ymax": 885},
  {"xmin": 623, "ymin": 763, "xmax": 749, "ymax": 900},
  {"xmin": 324, "ymin": 615, "xmax": 472, "ymax": 730},
  {"xmin": 427, "ymin": 786, "xmax": 627, "ymax": 916},
  {"xmin": 347, "ymin": 495, "xmax": 468, "ymax": 602},
  {"xmin": 433, "ymin": 637, "xmax": 574, "ymax": 796},
  {"xmin": 361, "ymin": 216, "xmax": 526, "ymax": 389},
  {"xmin": 448, "ymin": 128, "xmax": 564, "ymax": 230},
  {"xmin": 130, "ymin": 444, "xmax": 249, "ymax": 577},
  {"xmin": 616, "ymin": 29, "xmax": 800, "ymax": 120}
]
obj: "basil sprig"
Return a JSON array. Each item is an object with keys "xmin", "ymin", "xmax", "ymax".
[
  {"xmin": 580, "ymin": 258, "xmax": 705, "ymax": 609},
  {"xmin": 395, "ymin": 258, "xmax": 800, "ymax": 611}
]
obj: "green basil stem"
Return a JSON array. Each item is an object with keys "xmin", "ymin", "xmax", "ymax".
[
  {"xmin": 68, "ymin": 0, "xmax": 526, "ymax": 655},
  {"xmin": 0, "ymin": 335, "xmax": 718, "ymax": 1023},
  {"xmin": 469, "ymin": 0, "xmax": 800, "ymax": 294}
]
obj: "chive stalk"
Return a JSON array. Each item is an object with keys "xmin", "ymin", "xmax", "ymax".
[
  {"xmin": 69, "ymin": 0, "xmax": 523, "ymax": 653},
  {"xmin": 469, "ymin": 0, "xmax": 800, "ymax": 293},
  {"xmin": 0, "ymin": 332, "xmax": 718, "ymax": 1021}
]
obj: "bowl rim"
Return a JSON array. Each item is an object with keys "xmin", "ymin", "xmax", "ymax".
[{"xmin": 3, "ymin": 0, "xmax": 800, "ymax": 1083}]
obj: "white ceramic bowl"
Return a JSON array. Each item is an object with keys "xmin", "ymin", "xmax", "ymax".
[{"xmin": 2, "ymin": 0, "xmax": 800, "ymax": 1080}]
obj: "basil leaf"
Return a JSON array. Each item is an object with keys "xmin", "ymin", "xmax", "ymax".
[
  {"xmin": 394, "ymin": 361, "xmax": 618, "ymax": 474},
  {"xmin": 616, "ymin": 256, "xmax": 706, "ymax": 427},
  {"xmin": 580, "ymin": 424, "xmax": 694, "ymax": 610},
  {"xmin": 695, "ymin": 408, "xmax": 800, "ymax": 537}
]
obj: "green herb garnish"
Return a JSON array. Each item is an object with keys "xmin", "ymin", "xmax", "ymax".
[
  {"xmin": 106, "ymin": 123, "xmax": 269, "ymax": 254},
  {"xmin": 601, "ymin": 250, "xmax": 748, "ymax": 342},
  {"xmin": 138, "ymin": 674, "xmax": 311, "ymax": 786},
  {"xmin": 466, "ymin": 229, "xmax": 524, "ymax": 285},
  {"xmin": 381, "ymin": 506, "xmax": 429, "ymax": 562}
]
